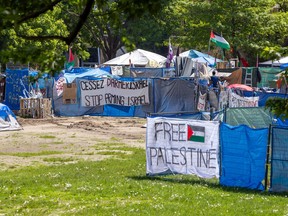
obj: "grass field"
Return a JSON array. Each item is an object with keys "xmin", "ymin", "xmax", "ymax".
[{"xmin": 0, "ymin": 142, "xmax": 287, "ymax": 215}]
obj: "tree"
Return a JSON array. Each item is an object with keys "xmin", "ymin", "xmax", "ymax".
[
  {"xmin": 148, "ymin": 0, "xmax": 288, "ymax": 64},
  {"xmin": 0, "ymin": 0, "xmax": 166, "ymax": 71}
]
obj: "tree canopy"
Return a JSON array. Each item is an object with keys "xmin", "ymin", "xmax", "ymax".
[{"xmin": 0, "ymin": 0, "xmax": 287, "ymax": 73}]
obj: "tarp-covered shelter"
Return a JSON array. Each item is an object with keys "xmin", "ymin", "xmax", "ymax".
[
  {"xmin": 179, "ymin": 49, "xmax": 222, "ymax": 67},
  {"xmin": 258, "ymin": 67, "xmax": 282, "ymax": 88},
  {"xmin": 0, "ymin": 103, "xmax": 22, "ymax": 131},
  {"xmin": 258, "ymin": 56, "xmax": 288, "ymax": 67},
  {"xmin": 103, "ymin": 49, "xmax": 166, "ymax": 68}
]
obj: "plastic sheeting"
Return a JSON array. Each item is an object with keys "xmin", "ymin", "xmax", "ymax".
[
  {"xmin": 4, "ymin": 69, "xmax": 29, "ymax": 110},
  {"xmin": 130, "ymin": 67, "xmax": 175, "ymax": 78},
  {"xmin": 270, "ymin": 127, "xmax": 288, "ymax": 192},
  {"xmin": 152, "ymin": 78, "xmax": 196, "ymax": 114},
  {"xmin": 258, "ymin": 67, "xmax": 282, "ymax": 88},
  {"xmin": 224, "ymin": 107, "xmax": 272, "ymax": 128},
  {"xmin": 243, "ymin": 91, "xmax": 287, "ymax": 107},
  {"xmin": 220, "ymin": 123, "xmax": 268, "ymax": 190}
]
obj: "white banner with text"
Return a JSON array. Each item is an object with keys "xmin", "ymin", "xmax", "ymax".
[
  {"xmin": 80, "ymin": 78, "xmax": 150, "ymax": 106},
  {"xmin": 146, "ymin": 117, "xmax": 220, "ymax": 178}
]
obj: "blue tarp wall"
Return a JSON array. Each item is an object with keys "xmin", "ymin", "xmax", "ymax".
[
  {"xmin": 4, "ymin": 69, "xmax": 29, "ymax": 110},
  {"xmin": 220, "ymin": 123, "xmax": 269, "ymax": 190},
  {"xmin": 270, "ymin": 126, "xmax": 288, "ymax": 192},
  {"xmin": 53, "ymin": 77, "xmax": 197, "ymax": 117}
]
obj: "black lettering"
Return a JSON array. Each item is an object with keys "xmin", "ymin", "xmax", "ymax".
[
  {"xmin": 171, "ymin": 148, "xmax": 179, "ymax": 165},
  {"xmin": 149, "ymin": 147, "xmax": 157, "ymax": 166},
  {"xmin": 157, "ymin": 148, "xmax": 165, "ymax": 165},
  {"xmin": 180, "ymin": 147, "xmax": 187, "ymax": 165}
]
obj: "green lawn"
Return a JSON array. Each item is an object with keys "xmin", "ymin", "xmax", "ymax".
[{"xmin": 0, "ymin": 145, "xmax": 287, "ymax": 215}]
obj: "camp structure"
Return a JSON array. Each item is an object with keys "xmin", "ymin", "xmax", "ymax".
[
  {"xmin": 103, "ymin": 49, "xmax": 166, "ymax": 68},
  {"xmin": 179, "ymin": 49, "xmax": 223, "ymax": 67},
  {"xmin": 0, "ymin": 103, "xmax": 22, "ymax": 131},
  {"xmin": 258, "ymin": 56, "xmax": 288, "ymax": 67}
]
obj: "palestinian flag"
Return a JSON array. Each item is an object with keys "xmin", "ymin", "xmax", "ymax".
[
  {"xmin": 210, "ymin": 31, "xmax": 230, "ymax": 50},
  {"xmin": 65, "ymin": 47, "xmax": 75, "ymax": 71},
  {"xmin": 187, "ymin": 125, "xmax": 205, "ymax": 143}
]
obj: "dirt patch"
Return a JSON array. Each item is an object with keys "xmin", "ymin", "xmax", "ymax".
[{"xmin": 0, "ymin": 116, "xmax": 147, "ymax": 170}]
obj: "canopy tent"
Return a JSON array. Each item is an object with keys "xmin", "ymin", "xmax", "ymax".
[
  {"xmin": 179, "ymin": 49, "xmax": 222, "ymax": 67},
  {"xmin": 0, "ymin": 103, "xmax": 22, "ymax": 131},
  {"xmin": 258, "ymin": 56, "xmax": 288, "ymax": 67},
  {"xmin": 103, "ymin": 49, "xmax": 166, "ymax": 68}
]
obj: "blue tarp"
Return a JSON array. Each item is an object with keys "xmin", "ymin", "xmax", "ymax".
[
  {"xmin": 64, "ymin": 67, "xmax": 116, "ymax": 83},
  {"xmin": 220, "ymin": 123, "xmax": 268, "ymax": 190},
  {"xmin": 270, "ymin": 126, "xmax": 288, "ymax": 192},
  {"xmin": 4, "ymin": 69, "xmax": 29, "ymax": 110},
  {"xmin": 243, "ymin": 91, "xmax": 288, "ymax": 107}
]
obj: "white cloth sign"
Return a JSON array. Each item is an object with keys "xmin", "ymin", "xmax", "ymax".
[
  {"xmin": 111, "ymin": 66, "xmax": 123, "ymax": 76},
  {"xmin": 218, "ymin": 90, "xmax": 228, "ymax": 110},
  {"xmin": 229, "ymin": 91, "xmax": 259, "ymax": 107},
  {"xmin": 80, "ymin": 78, "xmax": 150, "ymax": 107},
  {"xmin": 197, "ymin": 92, "xmax": 206, "ymax": 111},
  {"xmin": 146, "ymin": 117, "xmax": 220, "ymax": 178}
]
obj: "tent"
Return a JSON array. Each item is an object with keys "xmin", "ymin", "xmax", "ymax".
[
  {"xmin": 63, "ymin": 67, "xmax": 117, "ymax": 83},
  {"xmin": 258, "ymin": 56, "xmax": 288, "ymax": 67},
  {"xmin": 227, "ymin": 84, "xmax": 253, "ymax": 91},
  {"xmin": 0, "ymin": 103, "xmax": 22, "ymax": 131},
  {"xmin": 103, "ymin": 49, "xmax": 166, "ymax": 68},
  {"xmin": 179, "ymin": 49, "xmax": 222, "ymax": 67}
]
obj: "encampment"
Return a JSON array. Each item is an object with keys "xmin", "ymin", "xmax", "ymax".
[
  {"xmin": 103, "ymin": 49, "xmax": 166, "ymax": 68},
  {"xmin": 0, "ymin": 103, "xmax": 22, "ymax": 131}
]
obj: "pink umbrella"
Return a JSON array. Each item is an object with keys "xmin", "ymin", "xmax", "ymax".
[{"xmin": 227, "ymin": 84, "xmax": 253, "ymax": 91}]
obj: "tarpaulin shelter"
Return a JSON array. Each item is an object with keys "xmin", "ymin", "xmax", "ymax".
[
  {"xmin": 179, "ymin": 49, "xmax": 222, "ymax": 67},
  {"xmin": 0, "ymin": 103, "xmax": 22, "ymax": 131},
  {"xmin": 258, "ymin": 56, "xmax": 288, "ymax": 67},
  {"xmin": 103, "ymin": 49, "xmax": 166, "ymax": 68}
]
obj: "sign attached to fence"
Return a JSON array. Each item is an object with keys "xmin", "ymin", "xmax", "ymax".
[
  {"xmin": 229, "ymin": 92, "xmax": 259, "ymax": 107},
  {"xmin": 80, "ymin": 78, "xmax": 150, "ymax": 107},
  {"xmin": 146, "ymin": 117, "xmax": 220, "ymax": 178}
]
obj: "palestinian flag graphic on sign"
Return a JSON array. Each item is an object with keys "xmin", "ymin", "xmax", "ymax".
[{"xmin": 187, "ymin": 125, "xmax": 205, "ymax": 143}]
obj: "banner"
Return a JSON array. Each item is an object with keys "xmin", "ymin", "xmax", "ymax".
[
  {"xmin": 146, "ymin": 117, "xmax": 219, "ymax": 178},
  {"xmin": 229, "ymin": 92, "xmax": 259, "ymax": 107},
  {"xmin": 197, "ymin": 92, "xmax": 206, "ymax": 111},
  {"xmin": 80, "ymin": 78, "xmax": 150, "ymax": 107}
]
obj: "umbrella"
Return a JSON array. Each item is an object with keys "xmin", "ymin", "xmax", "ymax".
[{"xmin": 227, "ymin": 84, "xmax": 253, "ymax": 91}]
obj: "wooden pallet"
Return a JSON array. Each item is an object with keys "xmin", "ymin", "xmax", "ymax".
[{"xmin": 20, "ymin": 98, "xmax": 52, "ymax": 118}]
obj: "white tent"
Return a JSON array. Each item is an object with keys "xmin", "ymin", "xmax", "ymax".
[
  {"xmin": 259, "ymin": 56, "xmax": 288, "ymax": 67},
  {"xmin": 0, "ymin": 103, "xmax": 22, "ymax": 131},
  {"xmin": 103, "ymin": 49, "xmax": 166, "ymax": 68}
]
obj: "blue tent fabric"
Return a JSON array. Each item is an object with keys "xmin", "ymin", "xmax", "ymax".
[
  {"xmin": 280, "ymin": 63, "xmax": 288, "ymax": 70},
  {"xmin": 4, "ymin": 69, "xmax": 29, "ymax": 110},
  {"xmin": 220, "ymin": 123, "xmax": 268, "ymax": 190},
  {"xmin": 188, "ymin": 50, "xmax": 222, "ymax": 64},
  {"xmin": 270, "ymin": 127, "xmax": 288, "ymax": 192},
  {"xmin": 64, "ymin": 67, "xmax": 116, "ymax": 83},
  {"xmin": 0, "ymin": 103, "xmax": 16, "ymax": 119}
]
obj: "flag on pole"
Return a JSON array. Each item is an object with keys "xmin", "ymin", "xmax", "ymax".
[
  {"xmin": 65, "ymin": 47, "xmax": 75, "ymax": 71},
  {"xmin": 210, "ymin": 31, "xmax": 230, "ymax": 50},
  {"xmin": 166, "ymin": 39, "xmax": 174, "ymax": 68}
]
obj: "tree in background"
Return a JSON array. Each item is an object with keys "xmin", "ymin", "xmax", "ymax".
[{"xmin": 0, "ymin": 0, "xmax": 166, "ymax": 72}]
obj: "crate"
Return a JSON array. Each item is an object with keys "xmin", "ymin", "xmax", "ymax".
[{"xmin": 20, "ymin": 98, "xmax": 52, "ymax": 118}]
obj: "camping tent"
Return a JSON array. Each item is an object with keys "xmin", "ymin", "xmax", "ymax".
[
  {"xmin": 179, "ymin": 49, "xmax": 222, "ymax": 67},
  {"xmin": 103, "ymin": 49, "xmax": 166, "ymax": 68},
  {"xmin": 258, "ymin": 56, "xmax": 288, "ymax": 67},
  {"xmin": 0, "ymin": 103, "xmax": 22, "ymax": 131}
]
